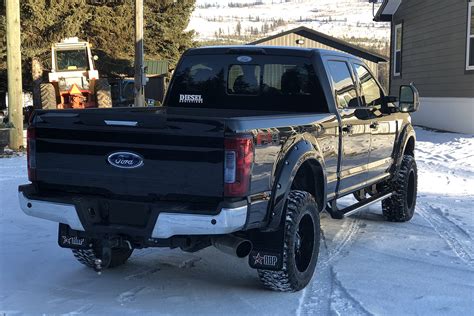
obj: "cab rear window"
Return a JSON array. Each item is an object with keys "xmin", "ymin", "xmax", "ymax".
[{"xmin": 167, "ymin": 55, "xmax": 329, "ymax": 113}]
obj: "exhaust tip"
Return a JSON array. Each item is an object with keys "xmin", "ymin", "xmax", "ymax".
[
  {"xmin": 212, "ymin": 236, "xmax": 253, "ymax": 258},
  {"xmin": 235, "ymin": 240, "xmax": 252, "ymax": 258}
]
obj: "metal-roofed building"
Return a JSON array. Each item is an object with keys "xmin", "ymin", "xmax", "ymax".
[{"xmin": 248, "ymin": 26, "xmax": 388, "ymax": 77}]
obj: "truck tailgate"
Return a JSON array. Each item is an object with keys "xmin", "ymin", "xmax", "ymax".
[{"xmin": 31, "ymin": 108, "xmax": 225, "ymax": 199}]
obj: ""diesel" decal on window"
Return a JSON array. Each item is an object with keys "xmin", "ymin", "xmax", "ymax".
[{"xmin": 179, "ymin": 94, "xmax": 203, "ymax": 104}]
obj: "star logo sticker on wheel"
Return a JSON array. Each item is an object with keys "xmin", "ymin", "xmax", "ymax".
[{"xmin": 253, "ymin": 252, "xmax": 264, "ymax": 265}]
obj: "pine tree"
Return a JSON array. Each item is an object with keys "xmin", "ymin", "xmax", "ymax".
[
  {"xmin": 0, "ymin": 0, "xmax": 196, "ymax": 89},
  {"xmin": 0, "ymin": 4, "xmax": 6, "ymax": 91},
  {"xmin": 144, "ymin": 0, "xmax": 195, "ymax": 66}
]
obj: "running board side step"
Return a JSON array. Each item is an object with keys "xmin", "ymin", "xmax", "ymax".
[{"xmin": 326, "ymin": 192, "xmax": 393, "ymax": 219}]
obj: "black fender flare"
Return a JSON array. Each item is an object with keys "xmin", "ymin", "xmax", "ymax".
[
  {"xmin": 391, "ymin": 123, "xmax": 416, "ymax": 176},
  {"xmin": 264, "ymin": 139, "xmax": 327, "ymax": 231}
]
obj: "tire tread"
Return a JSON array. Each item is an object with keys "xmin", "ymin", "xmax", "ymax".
[
  {"xmin": 258, "ymin": 190, "xmax": 319, "ymax": 292},
  {"xmin": 382, "ymin": 155, "xmax": 417, "ymax": 222}
]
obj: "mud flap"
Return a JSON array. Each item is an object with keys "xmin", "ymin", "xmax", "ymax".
[
  {"xmin": 247, "ymin": 229, "xmax": 285, "ymax": 271},
  {"xmin": 58, "ymin": 223, "xmax": 91, "ymax": 249}
]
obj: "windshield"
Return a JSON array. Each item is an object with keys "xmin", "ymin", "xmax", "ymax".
[
  {"xmin": 167, "ymin": 54, "xmax": 328, "ymax": 113},
  {"xmin": 55, "ymin": 49, "xmax": 89, "ymax": 71}
]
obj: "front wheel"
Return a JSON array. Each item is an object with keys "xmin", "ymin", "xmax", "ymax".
[
  {"xmin": 382, "ymin": 155, "xmax": 418, "ymax": 222},
  {"xmin": 258, "ymin": 190, "xmax": 320, "ymax": 292}
]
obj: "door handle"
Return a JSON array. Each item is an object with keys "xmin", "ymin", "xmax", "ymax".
[
  {"xmin": 342, "ymin": 125, "xmax": 353, "ymax": 134},
  {"xmin": 370, "ymin": 122, "xmax": 379, "ymax": 129}
]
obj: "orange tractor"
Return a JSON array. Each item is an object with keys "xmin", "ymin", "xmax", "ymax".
[{"xmin": 39, "ymin": 38, "xmax": 112, "ymax": 109}]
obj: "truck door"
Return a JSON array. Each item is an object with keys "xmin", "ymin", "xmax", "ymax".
[
  {"xmin": 352, "ymin": 63, "xmax": 397, "ymax": 183},
  {"xmin": 326, "ymin": 60, "xmax": 371, "ymax": 196}
]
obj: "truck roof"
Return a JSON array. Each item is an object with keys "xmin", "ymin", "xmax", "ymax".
[{"xmin": 185, "ymin": 45, "xmax": 361, "ymax": 61}]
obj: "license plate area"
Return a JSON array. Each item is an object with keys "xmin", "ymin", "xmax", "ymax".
[{"xmin": 58, "ymin": 223, "xmax": 90, "ymax": 249}]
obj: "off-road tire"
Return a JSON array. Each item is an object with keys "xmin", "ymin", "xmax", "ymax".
[
  {"xmin": 40, "ymin": 83, "xmax": 57, "ymax": 109},
  {"xmin": 258, "ymin": 190, "xmax": 320, "ymax": 292},
  {"xmin": 94, "ymin": 79, "xmax": 112, "ymax": 108},
  {"xmin": 72, "ymin": 247, "xmax": 133, "ymax": 269},
  {"xmin": 382, "ymin": 155, "xmax": 418, "ymax": 222}
]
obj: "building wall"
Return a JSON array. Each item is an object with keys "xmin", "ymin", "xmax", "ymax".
[
  {"xmin": 390, "ymin": 0, "xmax": 474, "ymax": 134},
  {"xmin": 412, "ymin": 97, "xmax": 474, "ymax": 134},
  {"xmin": 390, "ymin": 0, "xmax": 474, "ymax": 98},
  {"xmin": 255, "ymin": 33, "xmax": 379, "ymax": 76}
]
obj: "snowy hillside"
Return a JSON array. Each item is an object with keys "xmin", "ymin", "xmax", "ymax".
[
  {"xmin": 1, "ymin": 127, "xmax": 473, "ymax": 314},
  {"xmin": 190, "ymin": 0, "xmax": 390, "ymax": 43}
]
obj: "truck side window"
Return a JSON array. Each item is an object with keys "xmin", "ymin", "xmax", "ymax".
[
  {"xmin": 327, "ymin": 61, "xmax": 359, "ymax": 109},
  {"xmin": 353, "ymin": 64, "xmax": 383, "ymax": 107}
]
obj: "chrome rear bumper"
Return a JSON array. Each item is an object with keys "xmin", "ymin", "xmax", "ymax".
[
  {"xmin": 18, "ymin": 192, "xmax": 247, "ymax": 238},
  {"xmin": 18, "ymin": 191, "xmax": 85, "ymax": 231},
  {"xmin": 151, "ymin": 206, "xmax": 247, "ymax": 239}
]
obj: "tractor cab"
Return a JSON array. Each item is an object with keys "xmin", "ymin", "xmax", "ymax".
[{"xmin": 38, "ymin": 38, "xmax": 111, "ymax": 109}]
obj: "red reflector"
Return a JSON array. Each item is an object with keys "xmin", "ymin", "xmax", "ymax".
[
  {"xmin": 224, "ymin": 136, "xmax": 254, "ymax": 197},
  {"xmin": 27, "ymin": 127, "xmax": 36, "ymax": 181}
]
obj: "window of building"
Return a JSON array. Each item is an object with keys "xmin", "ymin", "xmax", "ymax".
[
  {"xmin": 327, "ymin": 61, "xmax": 359, "ymax": 109},
  {"xmin": 467, "ymin": 2, "xmax": 474, "ymax": 70},
  {"xmin": 394, "ymin": 23, "xmax": 402, "ymax": 76},
  {"xmin": 353, "ymin": 64, "xmax": 383, "ymax": 107}
]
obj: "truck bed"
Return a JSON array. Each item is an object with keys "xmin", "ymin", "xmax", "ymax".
[{"xmin": 30, "ymin": 107, "xmax": 309, "ymax": 202}]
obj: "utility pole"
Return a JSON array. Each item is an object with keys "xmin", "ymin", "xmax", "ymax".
[
  {"xmin": 6, "ymin": 0, "xmax": 24, "ymax": 149},
  {"xmin": 134, "ymin": 0, "xmax": 145, "ymax": 107}
]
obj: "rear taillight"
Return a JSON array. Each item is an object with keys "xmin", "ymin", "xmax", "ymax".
[
  {"xmin": 27, "ymin": 127, "xmax": 36, "ymax": 181},
  {"xmin": 224, "ymin": 135, "xmax": 254, "ymax": 197}
]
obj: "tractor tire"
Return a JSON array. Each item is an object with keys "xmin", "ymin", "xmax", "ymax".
[
  {"xmin": 257, "ymin": 190, "xmax": 320, "ymax": 292},
  {"xmin": 382, "ymin": 155, "xmax": 418, "ymax": 222},
  {"xmin": 95, "ymin": 79, "xmax": 112, "ymax": 108},
  {"xmin": 72, "ymin": 247, "xmax": 133, "ymax": 269},
  {"xmin": 40, "ymin": 83, "xmax": 57, "ymax": 109}
]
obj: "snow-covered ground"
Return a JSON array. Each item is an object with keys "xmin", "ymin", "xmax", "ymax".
[
  {"xmin": 0, "ymin": 127, "xmax": 473, "ymax": 315},
  {"xmin": 190, "ymin": 0, "xmax": 390, "ymax": 42}
]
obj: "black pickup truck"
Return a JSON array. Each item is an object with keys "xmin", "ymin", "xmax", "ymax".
[{"xmin": 19, "ymin": 46, "xmax": 420, "ymax": 292}]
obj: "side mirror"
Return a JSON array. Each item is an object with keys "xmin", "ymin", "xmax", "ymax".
[
  {"xmin": 93, "ymin": 55, "xmax": 99, "ymax": 61},
  {"xmin": 398, "ymin": 83, "xmax": 420, "ymax": 113}
]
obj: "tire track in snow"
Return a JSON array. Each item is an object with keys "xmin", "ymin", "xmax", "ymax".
[
  {"xmin": 418, "ymin": 204, "xmax": 474, "ymax": 268},
  {"xmin": 116, "ymin": 286, "xmax": 148, "ymax": 305},
  {"xmin": 324, "ymin": 216, "xmax": 362, "ymax": 264},
  {"xmin": 330, "ymin": 268, "xmax": 373, "ymax": 316},
  {"xmin": 297, "ymin": 215, "xmax": 366, "ymax": 315}
]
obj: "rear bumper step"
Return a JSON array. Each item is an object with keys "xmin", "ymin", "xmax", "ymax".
[
  {"xmin": 18, "ymin": 191, "xmax": 247, "ymax": 239},
  {"xmin": 152, "ymin": 206, "xmax": 247, "ymax": 239},
  {"xmin": 19, "ymin": 191, "xmax": 85, "ymax": 231}
]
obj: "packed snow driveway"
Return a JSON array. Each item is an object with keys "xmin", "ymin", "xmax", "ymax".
[{"xmin": 1, "ymin": 127, "xmax": 473, "ymax": 315}]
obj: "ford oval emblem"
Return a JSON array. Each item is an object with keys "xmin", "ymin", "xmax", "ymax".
[
  {"xmin": 107, "ymin": 152, "xmax": 144, "ymax": 169},
  {"xmin": 237, "ymin": 55, "xmax": 252, "ymax": 63}
]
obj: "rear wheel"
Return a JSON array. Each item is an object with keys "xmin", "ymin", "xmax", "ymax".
[
  {"xmin": 40, "ymin": 83, "xmax": 57, "ymax": 109},
  {"xmin": 72, "ymin": 247, "xmax": 133, "ymax": 269},
  {"xmin": 382, "ymin": 155, "xmax": 418, "ymax": 222},
  {"xmin": 257, "ymin": 190, "xmax": 320, "ymax": 292},
  {"xmin": 95, "ymin": 79, "xmax": 112, "ymax": 108}
]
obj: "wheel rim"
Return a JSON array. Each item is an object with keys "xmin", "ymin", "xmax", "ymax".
[
  {"xmin": 406, "ymin": 169, "xmax": 416, "ymax": 210},
  {"xmin": 294, "ymin": 213, "xmax": 315, "ymax": 273}
]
